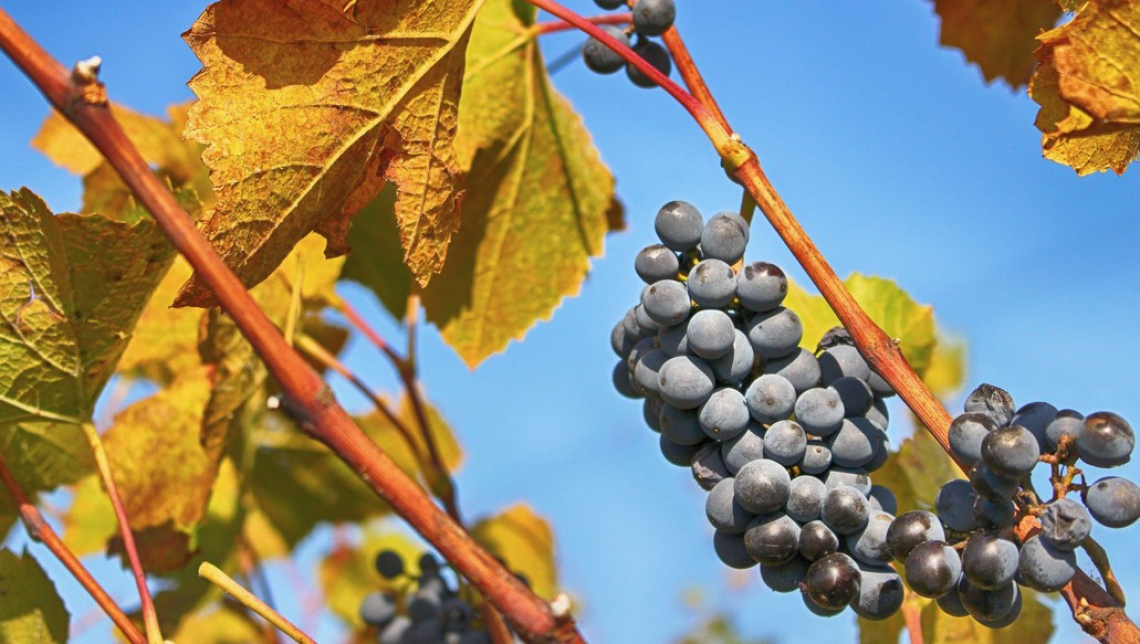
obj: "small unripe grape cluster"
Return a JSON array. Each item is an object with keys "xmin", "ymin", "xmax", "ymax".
[
  {"xmin": 360, "ymin": 549, "xmax": 528, "ymax": 643},
  {"xmin": 582, "ymin": 0, "xmax": 676, "ymax": 88},
  {"xmin": 611, "ymin": 200, "xmax": 906, "ymax": 620}
]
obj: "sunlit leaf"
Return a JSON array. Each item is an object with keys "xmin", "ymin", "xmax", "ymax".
[
  {"xmin": 341, "ymin": 184, "xmax": 413, "ymax": 321},
  {"xmin": 420, "ymin": 0, "xmax": 623, "ymax": 367},
  {"xmin": 0, "ymin": 422, "xmax": 94, "ymax": 535},
  {"xmin": 168, "ymin": 606, "xmax": 263, "ymax": 644},
  {"xmin": 320, "ymin": 528, "xmax": 422, "ymax": 629},
  {"xmin": 471, "ymin": 503, "xmax": 557, "ymax": 600},
  {"xmin": 0, "ymin": 549, "xmax": 69, "ymax": 644},
  {"xmin": 872, "ymin": 429, "xmax": 965, "ymax": 516},
  {"xmin": 931, "ymin": 0, "xmax": 1062, "ymax": 88},
  {"xmin": 920, "ymin": 586, "xmax": 1054, "ymax": 643},
  {"xmin": 923, "ymin": 337, "xmax": 967, "ymax": 399}
]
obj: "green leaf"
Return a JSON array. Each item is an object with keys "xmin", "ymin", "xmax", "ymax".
[
  {"xmin": 471, "ymin": 503, "xmax": 558, "ymax": 600},
  {"xmin": 0, "ymin": 189, "xmax": 175, "ymax": 425},
  {"xmin": 421, "ymin": 0, "xmax": 624, "ymax": 367},
  {"xmin": 0, "ymin": 422, "xmax": 95, "ymax": 536},
  {"xmin": 341, "ymin": 184, "xmax": 413, "ymax": 321},
  {"xmin": 0, "ymin": 549, "xmax": 69, "ymax": 644}
]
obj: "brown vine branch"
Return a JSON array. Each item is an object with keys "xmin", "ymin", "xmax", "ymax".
[
  {"xmin": 80, "ymin": 423, "xmax": 163, "ymax": 644},
  {"xmin": 0, "ymin": 10, "xmax": 580, "ymax": 644},
  {"xmin": 533, "ymin": 12, "xmax": 631, "ymax": 36},
  {"xmin": 0, "ymin": 451, "xmax": 145, "ymax": 644},
  {"xmin": 523, "ymin": 0, "xmax": 1137, "ymax": 641},
  {"xmin": 1083, "ymin": 536, "xmax": 1128, "ymax": 607}
]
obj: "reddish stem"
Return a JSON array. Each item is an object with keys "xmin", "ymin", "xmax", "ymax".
[
  {"xmin": 0, "ymin": 452, "xmax": 145, "ymax": 644},
  {"xmin": 660, "ymin": 26, "xmax": 730, "ymax": 134},
  {"xmin": 0, "ymin": 9, "xmax": 581, "ymax": 643},
  {"xmin": 533, "ymin": 13, "xmax": 631, "ymax": 36}
]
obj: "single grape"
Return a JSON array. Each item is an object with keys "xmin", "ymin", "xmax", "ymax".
[
  {"xmin": 713, "ymin": 530, "xmax": 756, "ymax": 569},
  {"xmin": 698, "ymin": 387, "xmax": 750, "ymax": 441},
  {"xmin": 863, "ymin": 438, "xmax": 891, "ymax": 473},
  {"xmin": 958, "ymin": 578, "xmax": 1018, "ymax": 623},
  {"xmin": 1085, "ymin": 476, "xmax": 1140, "ymax": 528},
  {"xmin": 1039, "ymin": 498, "xmax": 1091, "ymax": 550},
  {"xmin": 657, "ymin": 316, "xmax": 690, "ymax": 358},
  {"xmin": 866, "ymin": 396, "xmax": 890, "ymax": 431},
  {"xmin": 378, "ymin": 616, "xmax": 412, "ymax": 644},
  {"xmin": 886, "ymin": 510, "xmax": 945, "ymax": 563},
  {"xmin": 764, "ymin": 348, "xmax": 822, "ymax": 393},
  {"xmin": 1046, "ymin": 409, "xmax": 1084, "ymax": 451},
  {"xmin": 935, "ymin": 479, "xmax": 979, "ymax": 533},
  {"xmin": 626, "ymin": 336, "xmax": 656, "ymax": 373},
  {"xmin": 612, "ymin": 361, "xmax": 641, "ymax": 399},
  {"xmin": 904, "ymin": 540, "xmax": 961, "ymax": 598},
  {"xmin": 458, "ymin": 631, "xmax": 491, "ymax": 644},
  {"xmin": 964, "ymin": 383, "xmax": 1015, "ymax": 427},
  {"xmin": 687, "ymin": 258, "xmax": 737, "ymax": 308},
  {"xmin": 440, "ymin": 598, "xmax": 473, "ymax": 632},
  {"xmin": 1011, "ymin": 401, "xmax": 1059, "ymax": 451},
  {"xmin": 762, "ymin": 420, "xmax": 807, "ymax": 466},
  {"xmin": 822, "ymin": 466, "xmax": 871, "ymax": 495},
  {"xmin": 804, "ymin": 553, "xmax": 861, "ymax": 611},
  {"xmin": 595, "ymin": 0, "xmax": 626, "ymax": 9},
  {"xmin": 981, "ymin": 425, "xmax": 1040, "ymax": 479},
  {"xmin": 375, "ymin": 549, "xmax": 405, "ymax": 579},
  {"xmin": 691, "ymin": 442, "xmax": 730, "ymax": 490},
  {"xmin": 1077, "ymin": 411, "xmax": 1135, "ymax": 468},
  {"xmin": 734, "ymin": 458, "xmax": 791, "ymax": 515},
  {"xmin": 744, "ymin": 512, "xmax": 801, "ymax": 566},
  {"xmin": 706, "ymin": 478, "xmax": 755, "ymax": 534},
  {"xmin": 687, "ymin": 309, "xmax": 735, "ymax": 359},
  {"xmin": 611, "ymin": 318, "xmax": 634, "ymax": 358},
  {"xmin": 785, "ymin": 474, "xmax": 827, "ymax": 523},
  {"xmin": 736, "ymin": 261, "xmax": 787, "ymax": 313},
  {"xmin": 759, "ymin": 556, "xmax": 811, "ymax": 593},
  {"xmin": 632, "ymin": 0, "xmax": 676, "ymax": 37},
  {"xmin": 867, "ymin": 371, "xmax": 895, "ymax": 398},
  {"xmin": 799, "ymin": 520, "xmax": 840, "ymax": 561},
  {"xmin": 822, "ymin": 485, "xmax": 870, "ymax": 535},
  {"xmin": 793, "ymin": 387, "xmax": 845, "ymax": 437},
  {"xmin": 818, "ymin": 345, "xmax": 870, "ymax": 385},
  {"xmin": 802, "ymin": 592, "xmax": 846, "ymax": 617},
  {"xmin": 745, "ymin": 307, "xmax": 804, "ymax": 360},
  {"xmin": 699, "ymin": 211, "xmax": 748, "ymax": 264},
  {"xmin": 654, "ymin": 200, "xmax": 703, "ymax": 251},
  {"xmin": 827, "ymin": 417, "xmax": 882, "ymax": 468},
  {"xmin": 659, "ymin": 404, "xmax": 705, "ymax": 445},
  {"xmin": 633, "ymin": 304, "xmax": 659, "ymax": 336},
  {"xmin": 622, "ymin": 306, "xmax": 642, "ymax": 342},
  {"xmin": 660, "ymin": 435, "xmax": 704, "ymax": 467},
  {"xmin": 632, "ymin": 348, "xmax": 668, "ymax": 394},
  {"xmin": 642, "ymin": 394, "xmax": 663, "ymax": 433},
  {"xmin": 720, "ymin": 423, "xmax": 765, "ymax": 474},
  {"xmin": 641, "ymin": 279, "xmax": 690, "ymax": 326},
  {"xmin": 360, "ymin": 591, "xmax": 398, "ymax": 627},
  {"xmin": 582, "ymin": 25, "xmax": 630, "ymax": 74},
  {"xmin": 972, "ymin": 497, "xmax": 1016, "ymax": 530},
  {"xmin": 634, "ymin": 243, "xmax": 680, "ymax": 283},
  {"xmin": 868, "ymin": 485, "xmax": 898, "ymax": 516},
  {"xmin": 852, "ymin": 564, "xmax": 904, "ymax": 621},
  {"xmin": 1018, "ymin": 535, "xmax": 1077, "ymax": 592},
  {"xmin": 948, "ymin": 412, "xmax": 997, "ymax": 467},
  {"xmin": 800, "ymin": 440, "xmax": 833, "ymax": 475},
  {"xmin": 402, "ymin": 620, "xmax": 444, "ymax": 644},
  {"xmin": 657, "ymin": 355, "xmax": 715, "ymax": 409},
  {"xmin": 975, "ymin": 586, "xmax": 1023, "ymax": 629},
  {"xmin": 627, "ymin": 39, "xmax": 672, "ymax": 88},
  {"xmin": 408, "ymin": 586, "xmax": 443, "ymax": 622},
  {"xmin": 816, "ymin": 326, "xmax": 853, "ymax": 351},
  {"xmin": 830, "ymin": 377, "xmax": 873, "ymax": 417},
  {"xmin": 935, "ymin": 584, "xmax": 969, "ymax": 617},
  {"xmin": 968, "ymin": 460, "xmax": 1018, "ymax": 501},
  {"xmin": 709, "ymin": 329, "xmax": 754, "ymax": 384},
  {"xmin": 745, "ymin": 374, "xmax": 797, "ymax": 424},
  {"xmin": 846, "ymin": 511, "xmax": 895, "ymax": 566},
  {"xmin": 961, "ymin": 533, "xmax": 1018, "ymax": 589}
]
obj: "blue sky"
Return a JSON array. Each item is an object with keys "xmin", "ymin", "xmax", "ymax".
[{"xmin": 1, "ymin": 2, "xmax": 1138, "ymax": 643}]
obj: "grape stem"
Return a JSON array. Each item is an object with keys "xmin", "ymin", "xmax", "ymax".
[
  {"xmin": 525, "ymin": 0, "xmax": 1140, "ymax": 640},
  {"xmin": 532, "ymin": 12, "xmax": 631, "ymax": 35},
  {"xmin": 0, "ymin": 9, "xmax": 583, "ymax": 643},
  {"xmin": 0, "ymin": 451, "xmax": 145, "ymax": 644},
  {"xmin": 1082, "ymin": 536, "xmax": 1128, "ymax": 607},
  {"xmin": 199, "ymin": 562, "xmax": 316, "ymax": 644}
]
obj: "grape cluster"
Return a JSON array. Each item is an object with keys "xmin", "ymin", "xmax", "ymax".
[
  {"xmin": 893, "ymin": 384, "xmax": 1140, "ymax": 626},
  {"xmin": 360, "ymin": 549, "xmax": 525, "ymax": 644},
  {"xmin": 582, "ymin": 0, "xmax": 676, "ymax": 88},
  {"xmin": 611, "ymin": 200, "xmax": 906, "ymax": 620}
]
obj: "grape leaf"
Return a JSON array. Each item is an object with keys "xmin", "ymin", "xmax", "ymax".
[
  {"xmin": 471, "ymin": 503, "xmax": 558, "ymax": 600},
  {"xmin": 931, "ymin": 0, "xmax": 1062, "ymax": 88},
  {"xmin": 116, "ymin": 256, "xmax": 202, "ymax": 383},
  {"xmin": 177, "ymin": 0, "xmax": 485, "ymax": 307},
  {"xmin": 167, "ymin": 607, "xmax": 262, "ymax": 644},
  {"xmin": 0, "ymin": 422, "xmax": 95, "ymax": 535},
  {"xmin": 341, "ymin": 184, "xmax": 413, "ymax": 320},
  {"xmin": 872, "ymin": 428, "xmax": 965, "ymax": 517},
  {"xmin": 0, "ymin": 189, "xmax": 174, "ymax": 425},
  {"xmin": 420, "ymin": 0, "xmax": 623, "ymax": 367},
  {"xmin": 0, "ymin": 549, "xmax": 69, "ymax": 644},
  {"xmin": 920, "ymin": 586, "xmax": 1053, "ymax": 643},
  {"xmin": 1030, "ymin": 1, "xmax": 1140, "ymax": 175},
  {"xmin": 320, "ymin": 528, "xmax": 422, "ymax": 629}
]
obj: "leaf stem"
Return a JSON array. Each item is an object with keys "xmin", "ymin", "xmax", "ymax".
[
  {"xmin": 0, "ymin": 11, "xmax": 580, "ymax": 641},
  {"xmin": 1083, "ymin": 536, "xmax": 1128, "ymax": 607},
  {"xmin": 0, "ymin": 451, "xmax": 145, "ymax": 644},
  {"xmin": 80, "ymin": 422, "xmax": 163, "ymax": 644},
  {"xmin": 533, "ymin": 13, "xmax": 631, "ymax": 36},
  {"xmin": 199, "ymin": 562, "xmax": 316, "ymax": 644}
]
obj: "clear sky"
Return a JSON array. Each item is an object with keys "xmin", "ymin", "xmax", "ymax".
[{"xmin": 1, "ymin": 2, "xmax": 1137, "ymax": 643}]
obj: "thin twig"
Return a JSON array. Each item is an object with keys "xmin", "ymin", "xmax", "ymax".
[
  {"xmin": 0, "ymin": 451, "xmax": 145, "ymax": 644},
  {"xmin": 660, "ymin": 26, "xmax": 730, "ymax": 134},
  {"xmin": 1083, "ymin": 536, "xmax": 1128, "ymax": 607},
  {"xmin": 902, "ymin": 597, "xmax": 924, "ymax": 644},
  {"xmin": 533, "ymin": 12, "xmax": 631, "ymax": 36},
  {"xmin": 0, "ymin": 11, "xmax": 581, "ymax": 643},
  {"xmin": 80, "ymin": 423, "xmax": 163, "ymax": 644},
  {"xmin": 199, "ymin": 562, "xmax": 316, "ymax": 644}
]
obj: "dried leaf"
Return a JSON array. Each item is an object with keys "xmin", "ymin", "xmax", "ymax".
[
  {"xmin": 931, "ymin": 0, "xmax": 1062, "ymax": 88},
  {"xmin": 421, "ymin": 0, "xmax": 623, "ymax": 366},
  {"xmin": 471, "ymin": 503, "xmax": 558, "ymax": 600},
  {"xmin": 177, "ymin": 0, "xmax": 484, "ymax": 306},
  {"xmin": 0, "ymin": 189, "xmax": 174, "ymax": 425},
  {"xmin": 0, "ymin": 549, "xmax": 69, "ymax": 644}
]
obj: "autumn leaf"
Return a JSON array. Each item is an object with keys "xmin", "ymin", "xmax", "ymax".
[
  {"xmin": 919, "ymin": 586, "xmax": 1054, "ymax": 643},
  {"xmin": 341, "ymin": 184, "xmax": 414, "ymax": 320},
  {"xmin": 420, "ymin": 0, "xmax": 623, "ymax": 367},
  {"xmin": 320, "ymin": 528, "xmax": 423, "ymax": 629},
  {"xmin": 0, "ymin": 189, "xmax": 174, "ymax": 425},
  {"xmin": 167, "ymin": 607, "xmax": 262, "ymax": 644},
  {"xmin": 471, "ymin": 503, "xmax": 558, "ymax": 600},
  {"xmin": 176, "ymin": 0, "xmax": 484, "ymax": 307},
  {"xmin": 1030, "ymin": 1, "xmax": 1140, "ymax": 175},
  {"xmin": 0, "ymin": 549, "xmax": 69, "ymax": 644},
  {"xmin": 930, "ymin": 0, "xmax": 1062, "ymax": 88},
  {"xmin": 872, "ymin": 429, "xmax": 964, "ymax": 517}
]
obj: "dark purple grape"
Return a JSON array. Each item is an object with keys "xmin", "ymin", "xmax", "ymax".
[
  {"xmin": 713, "ymin": 530, "xmax": 756, "ymax": 569},
  {"xmin": 886, "ymin": 510, "xmax": 945, "ymax": 563},
  {"xmin": 961, "ymin": 533, "xmax": 1018, "ymax": 589},
  {"xmin": 822, "ymin": 485, "xmax": 869, "ymax": 535},
  {"xmin": 744, "ymin": 513, "xmax": 801, "ymax": 566},
  {"xmin": 375, "ymin": 549, "xmax": 405, "ymax": 579},
  {"xmin": 632, "ymin": 0, "xmax": 676, "ymax": 37},
  {"xmin": 759, "ymin": 556, "xmax": 810, "ymax": 593},
  {"xmin": 1039, "ymin": 498, "xmax": 1091, "ymax": 550},
  {"xmin": 904, "ymin": 541, "xmax": 961, "ymax": 598},
  {"xmin": 1085, "ymin": 476, "xmax": 1140, "ymax": 528},
  {"xmin": 1018, "ymin": 535, "xmax": 1077, "ymax": 592},
  {"xmin": 958, "ymin": 578, "xmax": 1019, "ymax": 623},
  {"xmin": 804, "ymin": 553, "xmax": 861, "ymax": 611},
  {"xmin": 980, "ymin": 425, "xmax": 1040, "ymax": 479},
  {"xmin": 583, "ymin": 25, "xmax": 631, "ymax": 74},
  {"xmin": 851, "ymin": 564, "xmax": 904, "ymax": 621},
  {"xmin": 1077, "ymin": 412, "xmax": 1135, "ymax": 468},
  {"xmin": 968, "ymin": 460, "xmax": 1018, "ymax": 501},
  {"xmin": 964, "ymin": 383, "xmax": 1015, "ymax": 426},
  {"xmin": 799, "ymin": 520, "xmax": 840, "ymax": 561},
  {"xmin": 626, "ymin": 39, "xmax": 672, "ymax": 89},
  {"xmin": 949, "ymin": 412, "xmax": 997, "ymax": 467}
]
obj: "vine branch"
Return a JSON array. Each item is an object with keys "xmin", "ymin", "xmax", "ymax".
[
  {"xmin": 533, "ymin": 13, "xmax": 631, "ymax": 36},
  {"xmin": 0, "ymin": 9, "xmax": 580, "ymax": 643}
]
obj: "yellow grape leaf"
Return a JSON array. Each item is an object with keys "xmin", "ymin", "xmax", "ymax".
[
  {"xmin": 931, "ymin": 0, "xmax": 1062, "ymax": 88},
  {"xmin": 471, "ymin": 503, "xmax": 558, "ymax": 600},
  {"xmin": 0, "ymin": 549, "xmax": 69, "ymax": 644},
  {"xmin": 1030, "ymin": 1, "xmax": 1140, "ymax": 175},
  {"xmin": 420, "ymin": 0, "xmax": 623, "ymax": 367},
  {"xmin": 63, "ymin": 475, "xmax": 117, "ymax": 557},
  {"xmin": 923, "ymin": 337, "xmax": 967, "ymax": 399},
  {"xmin": 177, "ymin": 0, "xmax": 484, "ymax": 307},
  {"xmin": 0, "ymin": 189, "xmax": 174, "ymax": 425},
  {"xmin": 873, "ymin": 429, "xmax": 965, "ymax": 516},
  {"xmin": 168, "ymin": 607, "xmax": 262, "ymax": 644},
  {"xmin": 320, "ymin": 528, "xmax": 422, "ymax": 628},
  {"xmin": 341, "ymin": 184, "xmax": 414, "ymax": 320},
  {"xmin": 920, "ymin": 586, "xmax": 1054, "ymax": 643},
  {"xmin": 117, "ymin": 256, "xmax": 202, "ymax": 383}
]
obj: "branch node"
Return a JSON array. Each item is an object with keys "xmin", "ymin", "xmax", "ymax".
[
  {"xmin": 71, "ymin": 55, "xmax": 107, "ymax": 105},
  {"xmin": 550, "ymin": 593, "xmax": 572, "ymax": 618}
]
